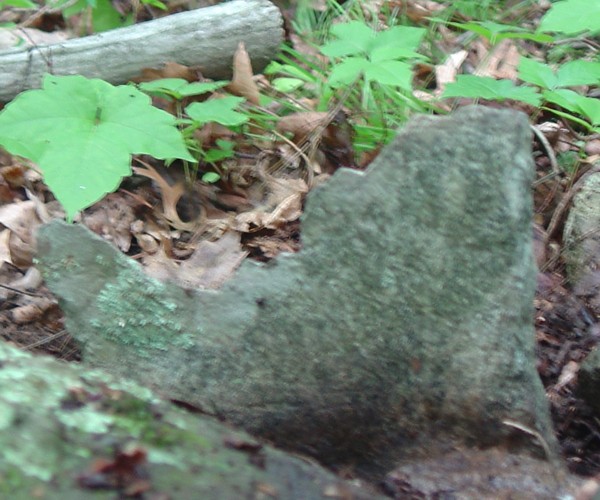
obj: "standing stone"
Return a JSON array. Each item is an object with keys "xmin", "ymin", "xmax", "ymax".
[{"xmin": 36, "ymin": 106, "xmax": 558, "ymax": 476}]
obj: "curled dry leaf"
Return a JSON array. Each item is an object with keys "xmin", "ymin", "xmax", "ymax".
[
  {"xmin": 234, "ymin": 178, "xmax": 307, "ymax": 232},
  {"xmin": 276, "ymin": 112, "xmax": 329, "ymax": 144},
  {"xmin": 134, "ymin": 61, "xmax": 200, "ymax": 83},
  {"xmin": 10, "ymin": 297, "xmax": 55, "ymax": 325},
  {"xmin": 133, "ymin": 164, "xmax": 203, "ymax": 232},
  {"xmin": 0, "ymin": 200, "xmax": 41, "ymax": 268},
  {"xmin": 227, "ymin": 42, "xmax": 260, "ymax": 106}
]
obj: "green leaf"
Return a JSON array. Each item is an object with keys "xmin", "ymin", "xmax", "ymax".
[
  {"xmin": 542, "ymin": 88, "xmax": 581, "ymax": 113},
  {"xmin": 369, "ymin": 26, "xmax": 426, "ymax": 61},
  {"xmin": 519, "ymin": 58, "xmax": 600, "ymax": 90},
  {"xmin": 518, "ymin": 58, "xmax": 559, "ymax": 89},
  {"xmin": 544, "ymin": 89, "xmax": 600, "ymax": 125},
  {"xmin": 442, "ymin": 75, "xmax": 541, "ymax": 106},
  {"xmin": 556, "ymin": 61, "xmax": 600, "ymax": 87},
  {"xmin": 201, "ymin": 172, "xmax": 221, "ymax": 184},
  {"xmin": 538, "ymin": 0, "xmax": 600, "ymax": 35},
  {"xmin": 0, "ymin": 0, "xmax": 36, "ymax": 8},
  {"xmin": 365, "ymin": 60, "xmax": 413, "ymax": 89},
  {"xmin": 203, "ymin": 139, "xmax": 235, "ymax": 163},
  {"xmin": 185, "ymin": 96, "xmax": 248, "ymax": 126},
  {"xmin": 90, "ymin": 0, "xmax": 133, "ymax": 32},
  {"xmin": 327, "ymin": 57, "xmax": 370, "ymax": 87},
  {"xmin": 0, "ymin": 74, "xmax": 193, "ymax": 220},
  {"xmin": 272, "ymin": 78, "xmax": 305, "ymax": 92},
  {"xmin": 321, "ymin": 21, "xmax": 376, "ymax": 57}
]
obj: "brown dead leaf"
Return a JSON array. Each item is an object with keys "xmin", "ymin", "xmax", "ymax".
[
  {"xmin": 133, "ymin": 164, "xmax": 203, "ymax": 232},
  {"xmin": 227, "ymin": 42, "xmax": 260, "ymax": 106},
  {"xmin": 134, "ymin": 61, "xmax": 199, "ymax": 83},
  {"xmin": 234, "ymin": 178, "xmax": 307, "ymax": 232},
  {"xmin": 475, "ymin": 39, "xmax": 520, "ymax": 80},
  {"xmin": 0, "ymin": 200, "xmax": 41, "ymax": 268},
  {"xmin": 277, "ymin": 111, "xmax": 329, "ymax": 144},
  {"xmin": 436, "ymin": 50, "xmax": 468, "ymax": 92},
  {"xmin": 82, "ymin": 192, "xmax": 137, "ymax": 252},
  {"xmin": 0, "ymin": 165, "xmax": 26, "ymax": 188},
  {"xmin": 10, "ymin": 298, "xmax": 55, "ymax": 324}
]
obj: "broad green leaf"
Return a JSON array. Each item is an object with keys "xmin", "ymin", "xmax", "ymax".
[
  {"xmin": 272, "ymin": 78, "xmax": 305, "ymax": 92},
  {"xmin": 0, "ymin": 74, "xmax": 193, "ymax": 220},
  {"xmin": 323, "ymin": 21, "xmax": 376, "ymax": 56},
  {"xmin": 320, "ymin": 38, "xmax": 368, "ymax": 58},
  {"xmin": 0, "ymin": 0, "xmax": 36, "ymax": 7},
  {"xmin": 327, "ymin": 57, "xmax": 370, "ymax": 86},
  {"xmin": 518, "ymin": 58, "xmax": 559, "ymax": 89},
  {"xmin": 203, "ymin": 139, "xmax": 235, "ymax": 163},
  {"xmin": 369, "ymin": 26, "xmax": 426, "ymax": 60},
  {"xmin": 542, "ymin": 88, "xmax": 580, "ymax": 113},
  {"xmin": 544, "ymin": 89, "xmax": 600, "ymax": 125},
  {"xmin": 556, "ymin": 61, "xmax": 600, "ymax": 87},
  {"xmin": 90, "ymin": 0, "xmax": 133, "ymax": 32},
  {"xmin": 578, "ymin": 98, "xmax": 600, "ymax": 125},
  {"xmin": 538, "ymin": 0, "xmax": 600, "ymax": 35},
  {"xmin": 202, "ymin": 172, "xmax": 221, "ymax": 183},
  {"xmin": 365, "ymin": 60, "xmax": 413, "ymax": 90},
  {"xmin": 442, "ymin": 75, "xmax": 541, "ymax": 106},
  {"xmin": 519, "ymin": 58, "xmax": 600, "ymax": 90},
  {"xmin": 185, "ymin": 96, "xmax": 248, "ymax": 126}
]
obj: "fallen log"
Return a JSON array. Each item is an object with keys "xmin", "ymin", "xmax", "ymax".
[{"xmin": 0, "ymin": 0, "xmax": 283, "ymax": 102}]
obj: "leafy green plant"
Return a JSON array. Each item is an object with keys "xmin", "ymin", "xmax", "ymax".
[
  {"xmin": 442, "ymin": 75, "xmax": 542, "ymax": 106},
  {"xmin": 0, "ymin": 74, "xmax": 193, "ymax": 220},
  {"xmin": 538, "ymin": 0, "xmax": 600, "ymax": 36},
  {"xmin": 267, "ymin": 17, "xmax": 432, "ymax": 153},
  {"xmin": 518, "ymin": 58, "xmax": 600, "ymax": 130},
  {"xmin": 319, "ymin": 20, "xmax": 427, "ymax": 103},
  {"xmin": 138, "ymin": 78, "xmax": 252, "ymax": 183},
  {"xmin": 437, "ymin": 0, "xmax": 599, "ymax": 133}
]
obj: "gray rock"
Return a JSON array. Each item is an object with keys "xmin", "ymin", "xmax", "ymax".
[
  {"xmin": 0, "ymin": 341, "xmax": 382, "ymax": 499},
  {"xmin": 36, "ymin": 106, "xmax": 559, "ymax": 476},
  {"xmin": 563, "ymin": 171, "xmax": 600, "ymax": 314}
]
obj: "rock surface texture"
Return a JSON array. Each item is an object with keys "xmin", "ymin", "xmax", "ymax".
[
  {"xmin": 0, "ymin": 342, "xmax": 382, "ymax": 499},
  {"xmin": 36, "ymin": 106, "xmax": 558, "ymax": 476},
  {"xmin": 563, "ymin": 171, "xmax": 600, "ymax": 315}
]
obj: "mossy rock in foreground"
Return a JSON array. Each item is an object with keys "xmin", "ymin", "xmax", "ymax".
[{"xmin": 0, "ymin": 342, "xmax": 382, "ymax": 499}]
